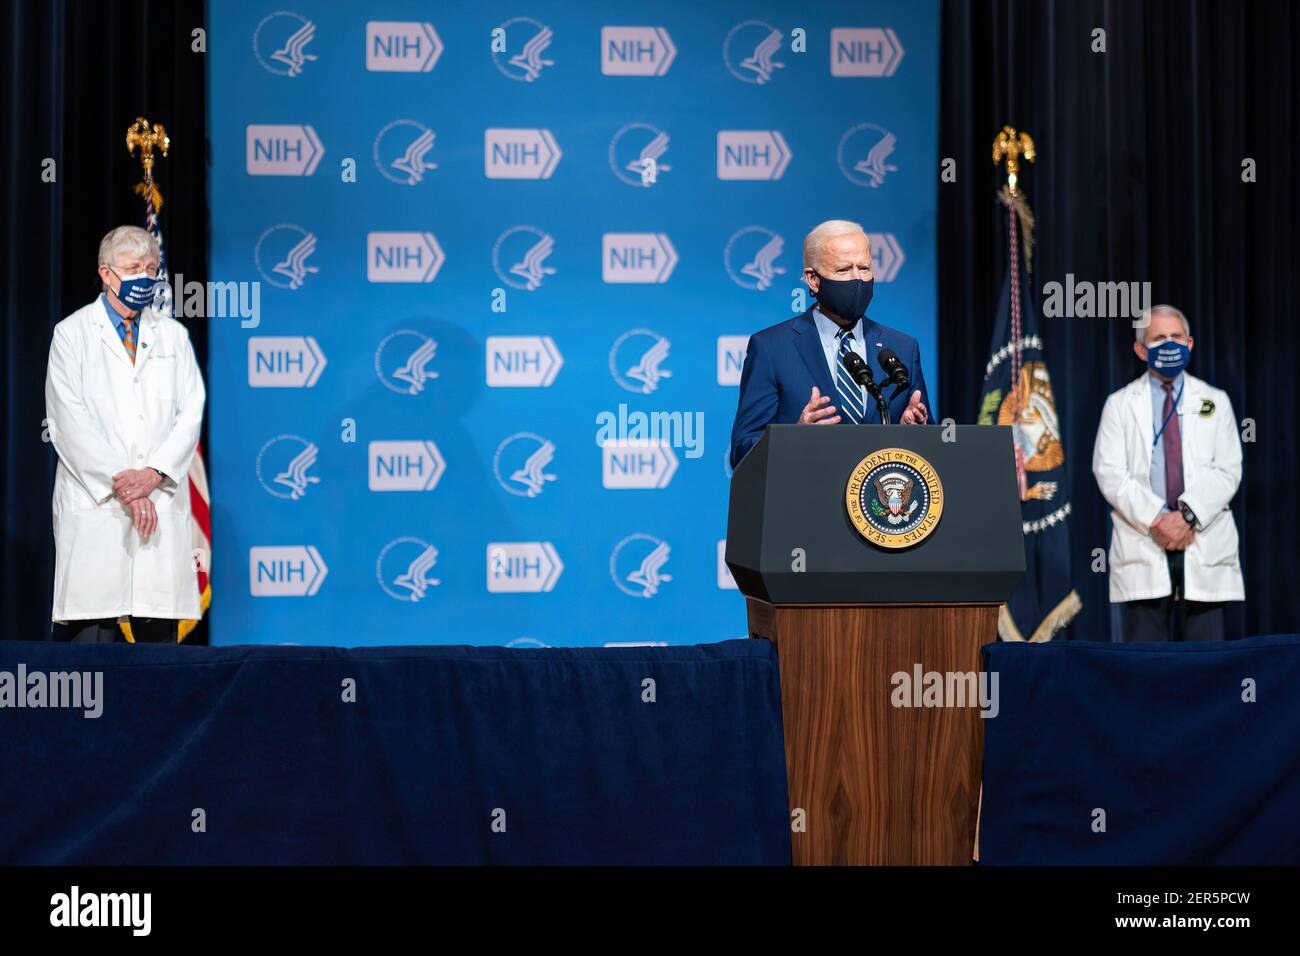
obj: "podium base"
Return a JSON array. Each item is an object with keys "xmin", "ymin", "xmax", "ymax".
[{"xmin": 747, "ymin": 598, "xmax": 995, "ymax": 866}]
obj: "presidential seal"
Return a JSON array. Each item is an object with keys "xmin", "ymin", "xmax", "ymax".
[{"xmin": 845, "ymin": 448, "xmax": 944, "ymax": 549}]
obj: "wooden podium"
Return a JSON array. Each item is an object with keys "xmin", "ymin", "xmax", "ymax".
[{"xmin": 726, "ymin": 425, "xmax": 1024, "ymax": 866}]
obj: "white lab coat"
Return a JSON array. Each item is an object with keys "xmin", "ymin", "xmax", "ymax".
[
  {"xmin": 1091, "ymin": 371, "xmax": 1244, "ymax": 604},
  {"xmin": 45, "ymin": 297, "xmax": 206, "ymax": 621}
]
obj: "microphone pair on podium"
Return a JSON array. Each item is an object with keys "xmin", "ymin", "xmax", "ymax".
[{"xmin": 842, "ymin": 349, "xmax": 910, "ymax": 425}]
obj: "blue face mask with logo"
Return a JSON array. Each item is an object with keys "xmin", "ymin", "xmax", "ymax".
[
  {"xmin": 1147, "ymin": 339, "xmax": 1191, "ymax": 377},
  {"xmin": 109, "ymin": 268, "xmax": 160, "ymax": 310}
]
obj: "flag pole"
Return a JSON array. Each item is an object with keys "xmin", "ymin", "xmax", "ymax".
[{"xmin": 125, "ymin": 117, "xmax": 212, "ymax": 643}]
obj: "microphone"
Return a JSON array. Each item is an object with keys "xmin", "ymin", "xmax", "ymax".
[
  {"xmin": 841, "ymin": 351, "xmax": 875, "ymax": 388},
  {"xmin": 841, "ymin": 351, "xmax": 890, "ymax": 425},
  {"xmin": 877, "ymin": 348, "xmax": 910, "ymax": 389}
]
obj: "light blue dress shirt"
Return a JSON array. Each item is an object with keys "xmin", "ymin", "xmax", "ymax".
[
  {"xmin": 1149, "ymin": 371, "xmax": 1185, "ymax": 513},
  {"xmin": 101, "ymin": 293, "xmax": 137, "ymax": 355}
]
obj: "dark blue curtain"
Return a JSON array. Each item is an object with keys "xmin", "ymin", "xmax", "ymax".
[
  {"xmin": 939, "ymin": 0, "xmax": 1299, "ymax": 640},
  {"xmin": 981, "ymin": 635, "xmax": 1300, "ymax": 864},
  {"xmin": 1, "ymin": 0, "xmax": 208, "ymax": 641},
  {"xmin": 1, "ymin": 639, "xmax": 792, "ymax": 865}
]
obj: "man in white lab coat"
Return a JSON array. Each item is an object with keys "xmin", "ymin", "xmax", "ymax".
[
  {"xmin": 1092, "ymin": 304, "xmax": 1243, "ymax": 641},
  {"xmin": 44, "ymin": 225, "xmax": 206, "ymax": 643}
]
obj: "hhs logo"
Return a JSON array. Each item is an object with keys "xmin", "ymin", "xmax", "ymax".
[
  {"xmin": 838, "ymin": 124, "xmax": 898, "ymax": 188},
  {"xmin": 255, "ymin": 224, "xmax": 319, "ymax": 290},
  {"xmin": 486, "ymin": 336, "xmax": 563, "ymax": 387},
  {"xmin": 253, "ymin": 12, "xmax": 318, "ymax": 77},
  {"xmin": 611, "ymin": 534, "xmax": 673, "ymax": 598},
  {"xmin": 493, "ymin": 226, "xmax": 557, "ymax": 291},
  {"xmin": 374, "ymin": 330, "xmax": 438, "ymax": 395},
  {"xmin": 717, "ymin": 131, "xmax": 791, "ymax": 180},
  {"xmin": 484, "ymin": 129, "xmax": 562, "ymax": 179},
  {"xmin": 367, "ymin": 233, "xmax": 444, "ymax": 283},
  {"xmin": 487, "ymin": 543, "xmax": 564, "ymax": 593},
  {"xmin": 493, "ymin": 433, "xmax": 557, "ymax": 497},
  {"xmin": 830, "ymin": 27, "xmax": 904, "ymax": 77},
  {"xmin": 376, "ymin": 537, "xmax": 441, "ymax": 602},
  {"xmin": 248, "ymin": 336, "xmax": 327, "ymax": 387},
  {"xmin": 602, "ymin": 441, "xmax": 678, "ymax": 489},
  {"xmin": 366, "ymin": 22, "xmax": 443, "ymax": 72},
  {"xmin": 717, "ymin": 335, "xmax": 750, "ymax": 385},
  {"xmin": 601, "ymin": 27, "xmax": 676, "ymax": 76},
  {"xmin": 724, "ymin": 20, "xmax": 785, "ymax": 84},
  {"xmin": 724, "ymin": 227, "xmax": 787, "ymax": 291},
  {"xmin": 608, "ymin": 123, "xmax": 671, "ymax": 187},
  {"xmin": 609, "ymin": 329, "xmax": 672, "ymax": 394},
  {"xmin": 368, "ymin": 440, "xmax": 445, "ymax": 491},
  {"xmin": 249, "ymin": 546, "xmax": 327, "ymax": 596},
  {"xmin": 246, "ymin": 125, "xmax": 324, "ymax": 176},
  {"xmin": 868, "ymin": 232, "xmax": 906, "ymax": 282},
  {"xmin": 602, "ymin": 234, "xmax": 678, "ymax": 283},
  {"xmin": 256, "ymin": 435, "xmax": 321, "ymax": 500},
  {"xmin": 373, "ymin": 120, "xmax": 437, "ymax": 185},
  {"xmin": 492, "ymin": 17, "xmax": 555, "ymax": 82}
]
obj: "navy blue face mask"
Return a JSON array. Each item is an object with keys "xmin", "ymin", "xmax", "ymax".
[
  {"xmin": 108, "ymin": 267, "xmax": 160, "ymax": 311},
  {"xmin": 814, "ymin": 274, "xmax": 874, "ymax": 322},
  {"xmin": 1146, "ymin": 339, "xmax": 1191, "ymax": 377}
]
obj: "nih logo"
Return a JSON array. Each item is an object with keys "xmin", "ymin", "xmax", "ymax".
[
  {"xmin": 830, "ymin": 27, "xmax": 905, "ymax": 77},
  {"xmin": 602, "ymin": 233, "xmax": 678, "ymax": 283},
  {"xmin": 246, "ymin": 125, "xmax": 324, "ymax": 176},
  {"xmin": 600, "ymin": 27, "xmax": 676, "ymax": 76},
  {"xmin": 248, "ymin": 336, "xmax": 326, "ymax": 388},
  {"xmin": 868, "ymin": 232, "xmax": 906, "ymax": 282},
  {"xmin": 367, "ymin": 232, "xmax": 445, "ymax": 283},
  {"xmin": 717, "ymin": 131, "xmax": 791, "ymax": 180},
  {"xmin": 716, "ymin": 335, "xmax": 750, "ymax": 385},
  {"xmin": 368, "ymin": 440, "xmax": 446, "ymax": 492},
  {"xmin": 366, "ymin": 22, "xmax": 443, "ymax": 72},
  {"xmin": 484, "ymin": 129, "xmax": 562, "ymax": 179},
  {"xmin": 602, "ymin": 441, "xmax": 678, "ymax": 490},
  {"xmin": 249, "ymin": 546, "xmax": 328, "ymax": 597},
  {"xmin": 486, "ymin": 336, "xmax": 563, "ymax": 387},
  {"xmin": 717, "ymin": 540, "xmax": 739, "ymax": 590},
  {"xmin": 487, "ymin": 542, "xmax": 564, "ymax": 593}
]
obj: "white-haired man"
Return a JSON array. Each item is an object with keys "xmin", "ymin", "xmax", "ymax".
[
  {"xmin": 1092, "ymin": 305, "xmax": 1243, "ymax": 641},
  {"xmin": 729, "ymin": 220, "xmax": 931, "ymax": 468},
  {"xmin": 44, "ymin": 226, "xmax": 206, "ymax": 643}
]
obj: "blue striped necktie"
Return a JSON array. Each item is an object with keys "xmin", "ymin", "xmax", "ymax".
[{"xmin": 834, "ymin": 330, "xmax": 865, "ymax": 425}]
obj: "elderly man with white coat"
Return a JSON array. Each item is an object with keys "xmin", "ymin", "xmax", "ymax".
[
  {"xmin": 44, "ymin": 225, "xmax": 206, "ymax": 643},
  {"xmin": 1091, "ymin": 304, "xmax": 1243, "ymax": 642}
]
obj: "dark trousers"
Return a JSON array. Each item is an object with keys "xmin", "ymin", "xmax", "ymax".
[
  {"xmin": 1121, "ymin": 550, "xmax": 1225, "ymax": 643},
  {"xmin": 54, "ymin": 617, "xmax": 181, "ymax": 644}
]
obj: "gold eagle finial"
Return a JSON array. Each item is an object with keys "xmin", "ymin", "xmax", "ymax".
[
  {"xmin": 125, "ymin": 117, "xmax": 170, "ymax": 210},
  {"xmin": 992, "ymin": 126, "xmax": 1035, "ymax": 195}
]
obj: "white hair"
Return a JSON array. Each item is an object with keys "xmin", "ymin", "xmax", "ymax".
[
  {"xmin": 1136, "ymin": 303, "xmax": 1190, "ymax": 342},
  {"xmin": 803, "ymin": 219, "xmax": 870, "ymax": 269},
  {"xmin": 98, "ymin": 226, "xmax": 159, "ymax": 290}
]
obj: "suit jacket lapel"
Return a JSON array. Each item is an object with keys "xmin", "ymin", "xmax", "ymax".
[
  {"xmin": 857, "ymin": 320, "xmax": 887, "ymax": 423},
  {"xmin": 791, "ymin": 309, "xmax": 836, "ymax": 405}
]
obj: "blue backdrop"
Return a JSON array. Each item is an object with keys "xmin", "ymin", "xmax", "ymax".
[{"xmin": 207, "ymin": 1, "xmax": 938, "ymax": 646}]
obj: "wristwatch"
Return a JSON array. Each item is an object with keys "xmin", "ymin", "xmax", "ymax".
[{"xmin": 1179, "ymin": 501, "xmax": 1197, "ymax": 526}]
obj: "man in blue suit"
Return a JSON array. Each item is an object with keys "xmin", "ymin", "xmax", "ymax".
[{"xmin": 729, "ymin": 220, "xmax": 932, "ymax": 469}]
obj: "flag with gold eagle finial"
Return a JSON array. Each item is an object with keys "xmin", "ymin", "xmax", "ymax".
[
  {"xmin": 145, "ymin": 193, "xmax": 211, "ymax": 642},
  {"xmin": 977, "ymin": 189, "xmax": 1081, "ymax": 642}
]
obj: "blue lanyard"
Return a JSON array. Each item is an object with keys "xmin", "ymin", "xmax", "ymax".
[{"xmin": 1152, "ymin": 382, "xmax": 1184, "ymax": 447}]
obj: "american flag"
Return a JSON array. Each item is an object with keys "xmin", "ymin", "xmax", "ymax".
[{"xmin": 145, "ymin": 195, "xmax": 211, "ymax": 641}]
